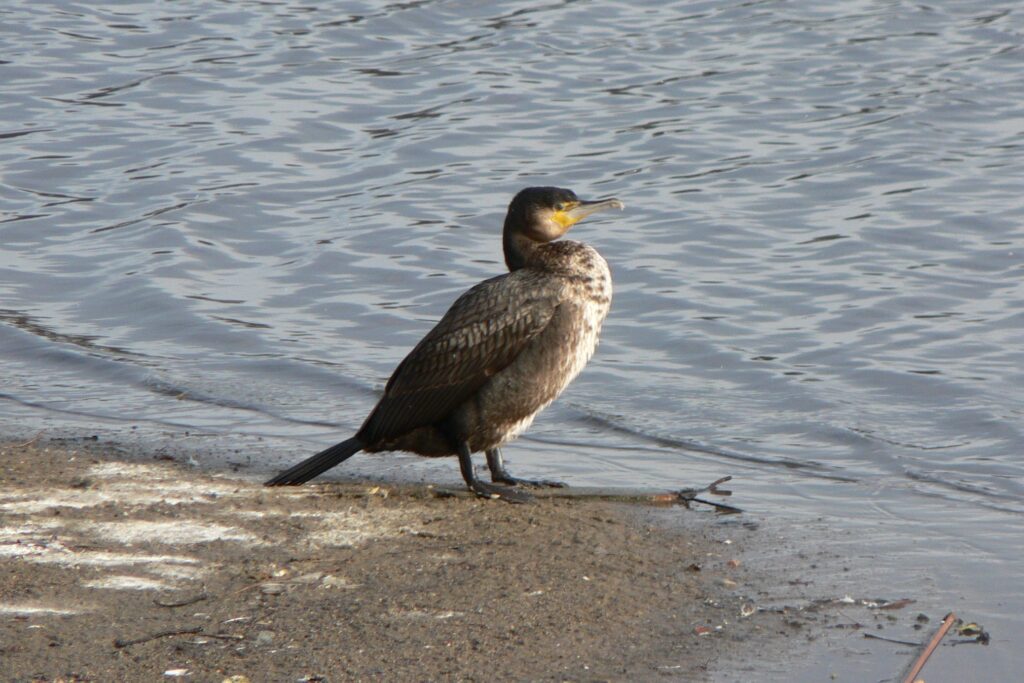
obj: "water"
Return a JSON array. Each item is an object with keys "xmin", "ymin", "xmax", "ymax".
[{"xmin": 1, "ymin": 1, "xmax": 1021, "ymax": 678}]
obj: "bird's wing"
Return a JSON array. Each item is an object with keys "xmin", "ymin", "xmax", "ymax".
[{"xmin": 358, "ymin": 272, "xmax": 565, "ymax": 443}]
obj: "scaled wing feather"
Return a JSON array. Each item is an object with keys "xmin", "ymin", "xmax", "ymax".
[{"xmin": 359, "ymin": 272, "xmax": 564, "ymax": 441}]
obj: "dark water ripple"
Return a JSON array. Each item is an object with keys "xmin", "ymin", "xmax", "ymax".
[{"xmin": 1, "ymin": 2, "xmax": 1022, "ymax": 678}]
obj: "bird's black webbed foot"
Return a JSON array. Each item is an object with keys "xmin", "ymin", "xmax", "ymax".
[
  {"xmin": 455, "ymin": 443, "xmax": 533, "ymax": 503},
  {"xmin": 469, "ymin": 479, "xmax": 534, "ymax": 504},
  {"xmin": 486, "ymin": 448, "xmax": 567, "ymax": 488}
]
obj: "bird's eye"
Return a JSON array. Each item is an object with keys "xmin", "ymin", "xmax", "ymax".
[{"xmin": 556, "ymin": 203, "xmax": 566, "ymax": 211}]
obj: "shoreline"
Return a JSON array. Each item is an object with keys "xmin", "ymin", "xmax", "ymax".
[{"xmin": 0, "ymin": 436, "xmax": 896, "ymax": 681}]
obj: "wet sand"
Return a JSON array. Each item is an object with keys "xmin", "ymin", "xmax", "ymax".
[{"xmin": 0, "ymin": 438, "xmax": 915, "ymax": 681}]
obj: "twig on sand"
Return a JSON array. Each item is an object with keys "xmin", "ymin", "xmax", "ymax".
[
  {"xmin": 114, "ymin": 626, "xmax": 203, "ymax": 649},
  {"xmin": 154, "ymin": 592, "xmax": 209, "ymax": 608},
  {"xmin": 14, "ymin": 431, "xmax": 43, "ymax": 448},
  {"xmin": 901, "ymin": 612, "xmax": 956, "ymax": 683},
  {"xmin": 114, "ymin": 625, "xmax": 244, "ymax": 648}
]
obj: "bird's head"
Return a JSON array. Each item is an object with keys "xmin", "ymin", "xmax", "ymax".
[{"xmin": 504, "ymin": 187, "xmax": 624, "ymax": 243}]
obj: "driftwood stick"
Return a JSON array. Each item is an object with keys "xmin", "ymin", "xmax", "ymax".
[
  {"xmin": 901, "ymin": 612, "xmax": 956, "ymax": 683},
  {"xmin": 435, "ymin": 476, "xmax": 742, "ymax": 513}
]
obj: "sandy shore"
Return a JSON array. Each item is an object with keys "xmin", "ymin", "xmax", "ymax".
[{"xmin": 0, "ymin": 438, "xmax": 869, "ymax": 681}]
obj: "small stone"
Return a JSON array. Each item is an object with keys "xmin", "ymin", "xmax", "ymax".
[
  {"xmin": 293, "ymin": 572, "xmax": 324, "ymax": 584},
  {"xmin": 255, "ymin": 630, "xmax": 275, "ymax": 646},
  {"xmin": 321, "ymin": 574, "xmax": 354, "ymax": 588}
]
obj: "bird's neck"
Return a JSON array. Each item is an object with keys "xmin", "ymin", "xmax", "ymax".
[
  {"xmin": 503, "ymin": 231, "xmax": 584, "ymax": 273},
  {"xmin": 502, "ymin": 230, "xmax": 540, "ymax": 271}
]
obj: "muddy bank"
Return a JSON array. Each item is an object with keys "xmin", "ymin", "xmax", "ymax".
[{"xmin": 0, "ymin": 438, "xmax": 872, "ymax": 681}]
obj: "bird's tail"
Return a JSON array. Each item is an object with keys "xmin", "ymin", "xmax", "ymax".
[{"xmin": 265, "ymin": 437, "xmax": 364, "ymax": 486}]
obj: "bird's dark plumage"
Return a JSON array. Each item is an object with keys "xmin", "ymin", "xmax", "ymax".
[
  {"xmin": 266, "ymin": 186, "xmax": 623, "ymax": 501},
  {"xmin": 359, "ymin": 274, "xmax": 563, "ymax": 444}
]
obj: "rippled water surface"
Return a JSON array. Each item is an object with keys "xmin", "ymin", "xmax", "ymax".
[{"xmin": 2, "ymin": 1, "xmax": 1022, "ymax": 679}]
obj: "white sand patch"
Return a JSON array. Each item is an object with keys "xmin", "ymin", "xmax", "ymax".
[
  {"xmin": 1, "ymin": 521, "xmax": 207, "ymax": 581},
  {"xmin": 0, "ymin": 485, "xmax": 237, "ymax": 513},
  {"xmin": 50, "ymin": 550, "xmax": 201, "ymax": 568},
  {"xmin": 0, "ymin": 543, "xmax": 55, "ymax": 559},
  {"xmin": 87, "ymin": 461, "xmax": 249, "ymax": 506},
  {"xmin": 305, "ymin": 508, "xmax": 415, "ymax": 548},
  {"xmin": 149, "ymin": 563, "xmax": 207, "ymax": 581},
  {"xmin": 0, "ymin": 520, "xmax": 63, "ymax": 540},
  {"xmin": 86, "ymin": 462, "xmax": 177, "ymax": 480},
  {"xmin": 88, "ymin": 462, "xmax": 244, "ymax": 493},
  {"xmin": 0, "ymin": 521, "xmax": 70, "ymax": 559},
  {"xmin": 1, "ymin": 534, "xmax": 201, "ymax": 569},
  {"xmin": 0, "ymin": 603, "xmax": 84, "ymax": 616},
  {"xmin": 0, "ymin": 490, "xmax": 116, "ymax": 514},
  {"xmin": 223, "ymin": 502, "xmax": 419, "ymax": 546},
  {"xmin": 0, "ymin": 462, "xmax": 250, "ymax": 514},
  {"xmin": 230, "ymin": 509, "xmax": 286, "ymax": 519},
  {"xmin": 389, "ymin": 609, "xmax": 464, "ymax": 620},
  {"xmin": 82, "ymin": 575, "xmax": 173, "ymax": 591},
  {"xmin": 86, "ymin": 519, "xmax": 260, "ymax": 545}
]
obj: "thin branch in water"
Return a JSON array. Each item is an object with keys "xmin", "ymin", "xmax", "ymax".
[{"xmin": 901, "ymin": 612, "xmax": 956, "ymax": 683}]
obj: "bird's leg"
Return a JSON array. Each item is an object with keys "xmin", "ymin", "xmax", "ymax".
[
  {"xmin": 456, "ymin": 442, "xmax": 532, "ymax": 503},
  {"xmin": 486, "ymin": 448, "xmax": 567, "ymax": 488}
]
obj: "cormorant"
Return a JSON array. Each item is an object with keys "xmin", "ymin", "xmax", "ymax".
[{"xmin": 266, "ymin": 187, "xmax": 623, "ymax": 502}]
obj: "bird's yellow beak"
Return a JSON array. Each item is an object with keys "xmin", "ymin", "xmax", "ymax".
[{"xmin": 552, "ymin": 197, "xmax": 625, "ymax": 229}]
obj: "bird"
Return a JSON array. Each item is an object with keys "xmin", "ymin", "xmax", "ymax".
[{"xmin": 266, "ymin": 186, "xmax": 623, "ymax": 502}]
